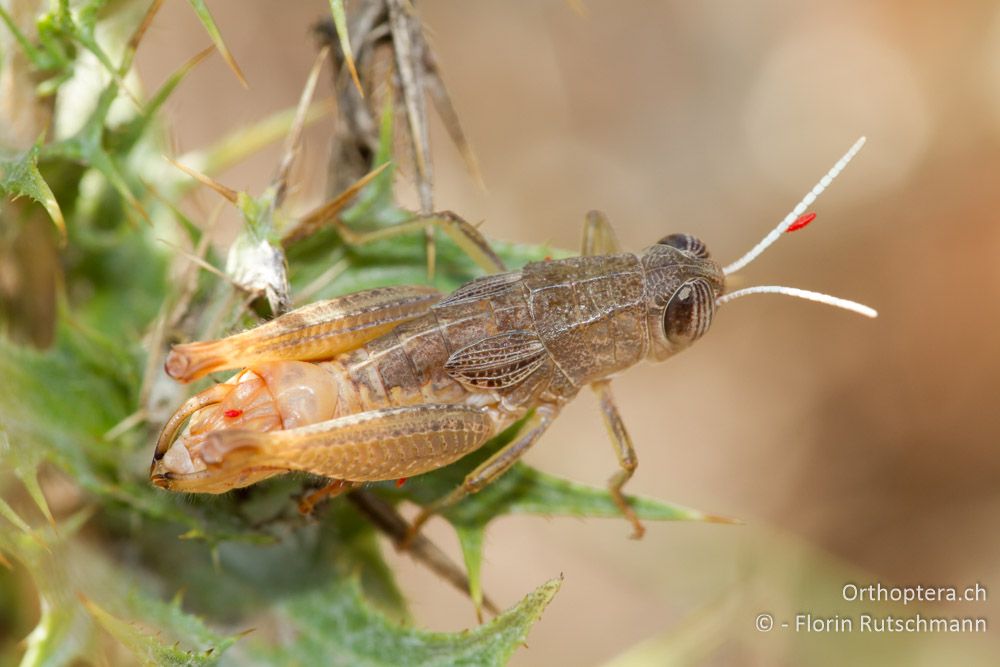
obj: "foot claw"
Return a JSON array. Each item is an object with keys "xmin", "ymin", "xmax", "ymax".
[
  {"xmin": 297, "ymin": 479, "xmax": 354, "ymax": 516},
  {"xmin": 398, "ymin": 510, "xmax": 431, "ymax": 551},
  {"xmin": 297, "ymin": 497, "xmax": 318, "ymax": 516},
  {"xmin": 398, "ymin": 530, "xmax": 418, "ymax": 551},
  {"xmin": 628, "ymin": 521, "xmax": 646, "ymax": 540}
]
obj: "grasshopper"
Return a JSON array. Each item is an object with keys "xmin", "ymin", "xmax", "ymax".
[{"xmin": 151, "ymin": 138, "xmax": 875, "ymax": 539}]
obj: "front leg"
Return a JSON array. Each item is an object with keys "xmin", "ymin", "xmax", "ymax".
[{"xmin": 591, "ymin": 379, "xmax": 645, "ymax": 539}]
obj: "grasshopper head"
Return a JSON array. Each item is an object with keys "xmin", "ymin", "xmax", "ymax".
[{"xmin": 640, "ymin": 235, "xmax": 725, "ymax": 362}]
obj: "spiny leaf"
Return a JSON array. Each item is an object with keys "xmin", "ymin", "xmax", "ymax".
[
  {"xmin": 19, "ymin": 596, "xmax": 84, "ymax": 667},
  {"xmin": 426, "ymin": 66, "xmax": 485, "ymax": 190},
  {"xmin": 15, "ymin": 467, "xmax": 55, "ymax": 527},
  {"xmin": 246, "ymin": 576, "xmax": 561, "ymax": 666},
  {"xmin": 327, "ymin": 0, "xmax": 363, "ymax": 96},
  {"xmin": 0, "ymin": 143, "xmax": 66, "ymax": 241},
  {"xmin": 41, "ymin": 82, "xmax": 148, "ymax": 222},
  {"xmin": 273, "ymin": 45, "xmax": 330, "ymax": 209},
  {"xmin": 389, "ymin": 420, "xmax": 723, "ymax": 528},
  {"xmin": 167, "ymin": 156, "xmax": 238, "ymax": 203},
  {"xmin": 382, "ymin": 418, "xmax": 732, "ymax": 610},
  {"xmin": 283, "ymin": 163, "xmax": 391, "ymax": 245},
  {"xmin": 123, "ymin": 0, "xmax": 167, "ymax": 73},
  {"xmin": 185, "ymin": 0, "xmax": 248, "ymax": 88},
  {"xmin": 40, "ymin": 0, "xmax": 139, "ymax": 103},
  {"xmin": 0, "ymin": 497, "xmax": 33, "ymax": 534},
  {"xmin": 112, "ymin": 45, "xmax": 215, "ymax": 155},
  {"xmin": 83, "ymin": 597, "xmax": 235, "ymax": 667},
  {"xmin": 0, "ymin": 4, "xmax": 49, "ymax": 70},
  {"xmin": 180, "ymin": 100, "xmax": 332, "ymax": 178},
  {"xmin": 454, "ymin": 525, "xmax": 485, "ymax": 617},
  {"xmin": 0, "ymin": 510, "xmax": 239, "ymax": 667}
]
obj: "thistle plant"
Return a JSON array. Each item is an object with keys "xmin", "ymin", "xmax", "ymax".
[{"xmin": 0, "ymin": 3, "xmax": 718, "ymax": 664}]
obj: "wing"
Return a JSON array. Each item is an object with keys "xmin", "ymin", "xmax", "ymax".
[
  {"xmin": 433, "ymin": 271, "xmax": 523, "ymax": 308},
  {"xmin": 165, "ymin": 285, "xmax": 441, "ymax": 382},
  {"xmin": 444, "ymin": 330, "xmax": 548, "ymax": 389}
]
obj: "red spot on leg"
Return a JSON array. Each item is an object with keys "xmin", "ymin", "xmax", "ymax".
[
  {"xmin": 787, "ymin": 212, "xmax": 816, "ymax": 233},
  {"xmin": 223, "ymin": 409, "xmax": 243, "ymax": 419},
  {"xmin": 396, "ymin": 477, "xmax": 408, "ymax": 488}
]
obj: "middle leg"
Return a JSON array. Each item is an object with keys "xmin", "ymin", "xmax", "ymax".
[
  {"xmin": 591, "ymin": 379, "xmax": 645, "ymax": 539},
  {"xmin": 403, "ymin": 404, "xmax": 559, "ymax": 546},
  {"xmin": 582, "ymin": 213, "xmax": 645, "ymax": 537}
]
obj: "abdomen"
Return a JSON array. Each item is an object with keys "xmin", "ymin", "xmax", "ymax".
[{"xmin": 324, "ymin": 273, "xmax": 544, "ymax": 422}]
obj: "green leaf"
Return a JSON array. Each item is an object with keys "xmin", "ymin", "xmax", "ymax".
[
  {"xmin": 32, "ymin": 0, "xmax": 137, "ymax": 96},
  {"xmin": 42, "ymin": 82, "xmax": 148, "ymax": 223},
  {"xmin": 15, "ymin": 467, "xmax": 55, "ymax": 527},
  {"xmin": 83, "ymin": 597, "xmax": 236, "ymax": 667},
  {"xmin": 380, "ymin": 418, "xmax": 730, "ymax": 612},
  {"xmin": 0, "ymin": 5, "xmax": 46, "ymax": 70},
  {"xmin": 180, "ymin": 100, "xmax": 330, "ymax": 178},
  {"xmin": 111, "ymin": 46, "xmax": 214, "ymax": 156},
  {"xmin": 387, "ymin": 414, "xmax": 727, "ymax": 526},
  {"xmin": 0, "ymin": 497, "xmax": 33, "ymax": 535},
  {"xmin": 0, "ymin": 143, "xmax": 66, "ymax": 240},
  {"xmin": 245, "ymin": 576, "xmax": 561, "ymax": 666},
  {"xmin": 454, "ymin": 525, "xmax": 486, "ymax": 613},
  {"xmin": 327, "ymin": 0, "xmax": 363, "ymax": 96},
  {"xmin": 0, "ymin": 505, "xmax": 240, "ymax": 667},
  {"xmin": 185, "ymin": 0, "xmax": 248, "ymax": 88}
]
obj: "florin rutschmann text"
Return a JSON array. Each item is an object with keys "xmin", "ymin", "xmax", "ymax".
[{"xmin": 754, "ymin": 583, "xmax": 988, "ymax": 634}]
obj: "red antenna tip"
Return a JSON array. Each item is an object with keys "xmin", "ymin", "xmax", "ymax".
[{"xmin": 787, "ymin": 212, "xmax": 816, "ymax": 233}]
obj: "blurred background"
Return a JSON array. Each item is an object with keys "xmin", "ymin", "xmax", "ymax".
[{"xmin": 119, "ymin": 0, "xmax": 998, "ymax": 664}]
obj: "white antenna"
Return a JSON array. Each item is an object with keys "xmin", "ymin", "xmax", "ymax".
[
  {"xmin": 716, "ymin": 286, "xmax": 877, "ymax": 318},
  {"xmin": 722, "ymin": 136, "xmax": 866, "ymax": 276}
]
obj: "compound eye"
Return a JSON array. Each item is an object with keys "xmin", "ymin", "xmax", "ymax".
[
  {"xmin": 657, "ymin": 233, "xmax": 709, "ymax": 258},
  {"xmin": 663, "ymin": 278, "xmax": 714, "ymax": 344}
]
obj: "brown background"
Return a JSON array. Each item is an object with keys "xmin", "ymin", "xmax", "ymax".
[{"xmin": 136, "ymin": 1, "xmax": 1000, "ymax": 665}]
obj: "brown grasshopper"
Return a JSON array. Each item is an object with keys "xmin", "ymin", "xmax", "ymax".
[{"xmin": 151, "ymin": 138, "xmax": 875, "ymax": 539}]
